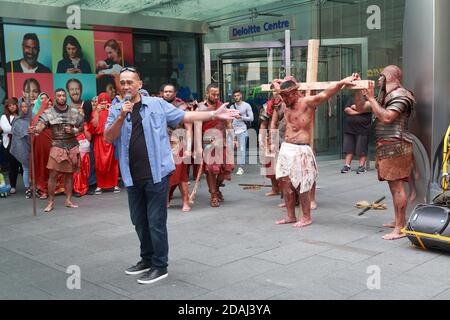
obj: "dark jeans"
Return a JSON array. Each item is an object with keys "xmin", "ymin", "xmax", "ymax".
[
  {"xmin": 5, "ymin": 147, "xmax": 21, "ymax": 188},
  {"xmin": 127, "ymin": 175, "xmax": 169, "ymax": 270},
  {"xmin": 88, "ymin": 142, "xmax": 96, "ymax": 186}
]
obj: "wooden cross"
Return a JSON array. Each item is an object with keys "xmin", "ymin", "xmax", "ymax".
[{"xmin": 261, "ymin": 39, "xmax": 374, "ymax": 148}]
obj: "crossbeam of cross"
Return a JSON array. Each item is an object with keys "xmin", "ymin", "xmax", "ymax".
[{"xmin": 261, "ymin": 39, "xmax": 374, "ymax": 148}]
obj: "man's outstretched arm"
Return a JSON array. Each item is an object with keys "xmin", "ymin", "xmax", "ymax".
[
  {"xmin": 182, "ymin": 103, "xmax": 239, "ymax": 123},
  {"xmin": 305, "ymin": 74, "xmax": 357, "ymax": 107}
]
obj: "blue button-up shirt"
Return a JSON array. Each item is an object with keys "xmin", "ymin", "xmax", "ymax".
[{"xmin": 105, "ymin": 96, "xmax": 185, "ymax": 187}]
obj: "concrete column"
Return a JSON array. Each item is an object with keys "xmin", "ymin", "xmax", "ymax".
[{"xmin": 403, "ymin": 0, "xmax": 450, "ymax": 197}]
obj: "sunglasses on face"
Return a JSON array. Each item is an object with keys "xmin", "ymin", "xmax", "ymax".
[{"xmin": 120, "ymin": 67, "xmax": 138, "ymax": 74}]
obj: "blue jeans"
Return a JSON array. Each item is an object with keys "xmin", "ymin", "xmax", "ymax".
[
  {"xmin": 127, "ymin": 175, "xmax": 169, "ymax": 269},
  {"xmin": 22, "ymin": 164, "xmax": 30, "ymax": 188},
  {"xmin": 236, "ymin": 131, "xmax": 248, "ymax": 165}
]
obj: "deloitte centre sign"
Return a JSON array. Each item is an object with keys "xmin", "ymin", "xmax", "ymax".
[{"xmin": 229, "ymin": 16, "xmax": 294, "ymax": 40}]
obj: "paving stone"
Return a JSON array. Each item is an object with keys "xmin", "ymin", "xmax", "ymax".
[
  {"xmin": 180, "ymin": 257, "xmax": 281, "ymax": 291},
  {"xmin": 0, "ymin": 160, "xmax": 445, "ymax": 299}
]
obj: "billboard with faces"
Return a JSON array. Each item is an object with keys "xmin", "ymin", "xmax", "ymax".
[{"xmin": 3, "ymin": 24, "xmax": 134, "ymax": 104}]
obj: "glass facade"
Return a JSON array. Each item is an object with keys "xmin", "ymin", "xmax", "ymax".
[
  {"xmin": 0, "ymin": 22, "xmax": 200, "ymax": 106},
  {"xmin": 203, "ymin": 0, "xmax": 406, "ymax": 159},
  {"xmin": 134, "ymin": 33, "xmax": 200, "ymax": 100},
  {"xmin": 0, "ymin": 0, "xmax": 416, "ymax": 160},
  {"xmin": 0, "ymin": 26, "xmax": 5, "ymax": 114}
]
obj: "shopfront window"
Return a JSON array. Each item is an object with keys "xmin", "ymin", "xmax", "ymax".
[
  {"xmin": 134, "ymin": 34, "xmax": 200, "ymax": 101},
  {"xmin": 0, "ymin": 26, "xmax": 6, "ymax": 114}
]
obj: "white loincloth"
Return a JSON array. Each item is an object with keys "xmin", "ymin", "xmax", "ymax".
[{"xmin": 275, "ymin": 142, "xmax": 318, "ymax": 193}]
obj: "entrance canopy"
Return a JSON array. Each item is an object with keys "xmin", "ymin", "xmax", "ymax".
[{"xmin": 2, "ymin": 0, "xmax": 296, "ymax": 20}]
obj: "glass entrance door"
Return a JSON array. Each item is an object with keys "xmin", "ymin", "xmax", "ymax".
[
  {"xmin": 204, "ymin": 38, "xmax": 367, "ymax": 159},
  {"xmin": 216, "ymin": 48, "xmax": 284, "ymax": 106}
]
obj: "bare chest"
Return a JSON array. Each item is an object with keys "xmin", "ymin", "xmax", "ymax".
[{"xmin": 285, "ymin": 104, "xmax": 314, "ymax": 131}]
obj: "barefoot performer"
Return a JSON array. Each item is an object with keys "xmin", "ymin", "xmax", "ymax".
[
  {"xmin": 195, "ymin": 84, "xmax": 235, "ymax": 208},
  {"xmin": 162, "ymin": 84, "xmax": 193, "ymax": 212},
  {"xmin": 354, "ymin": 66, "xmax": 416, "ymax": 240},
  {"xmin": 259, "ymin": 86, "xmax": 282, "ymax": 198},
  {"xmin": 273, "ymin": 75, "xmax": 358, "ymax": 228},
  {"xmin": 29, "ymin": 88, "xmax": 84, "ymax": 212}
]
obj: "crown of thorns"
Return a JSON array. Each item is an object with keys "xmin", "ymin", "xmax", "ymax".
[{"xmin": 275, "ymin": 84, "xmax": 300, "ymax": 95}]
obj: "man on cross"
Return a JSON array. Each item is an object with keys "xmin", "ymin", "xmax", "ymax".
[{"xmin": 273, "ymin": 74, "xmax": 358, "ymax": 228}]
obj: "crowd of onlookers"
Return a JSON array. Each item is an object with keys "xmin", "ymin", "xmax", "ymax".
[
  {"xmin": 0, "ymin": 91, "xmax": 124, "ymax": 199},
  {"xmin": 0, "ymin": 83, "xmax": 258, "ymax": 201}
]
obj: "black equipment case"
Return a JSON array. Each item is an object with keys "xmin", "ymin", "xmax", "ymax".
[{"xmin": 404, "ymin": 204, "xmax": 450, "ymax": 252}]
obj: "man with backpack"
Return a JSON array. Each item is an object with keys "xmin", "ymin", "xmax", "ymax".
[{"xmin": 230, "ymin": 89, "xmax": 254, "ymax": 175}]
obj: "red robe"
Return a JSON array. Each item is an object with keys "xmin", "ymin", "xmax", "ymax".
[
  {"xmin": 73, "ymin": 129, "xmax": 90, "ymax": 196},
  {"xmin": 90, "ymin": 108, "xmax": 119, "ymax": 189},
  {"xmin": 200, "ymin": 100, "xmax": 234, "ymax": 179},
  {"xmin": 169, "ymin": 98, "xmax": 190, "ymax": 189}
]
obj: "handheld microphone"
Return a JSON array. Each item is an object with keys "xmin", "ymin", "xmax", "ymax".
[{"xmin": 124, "ymin": 94, "xmax": 132, "ymax": 121}]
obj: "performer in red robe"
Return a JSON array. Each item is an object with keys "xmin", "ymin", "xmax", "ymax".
[
  {"xmin": 73, "ymin": 123, "xmax": 91, "ymax": 197},
  {"xmin": 162, "ymin": 84, "xmax": 193, "ymax": 212},
  {"xmin": 195, "ymin": 84, "xmax": 234, "ymax": 207},
  {"xmin": 90, "ymin": 92, "xmax": 119, "ymax": 194}
]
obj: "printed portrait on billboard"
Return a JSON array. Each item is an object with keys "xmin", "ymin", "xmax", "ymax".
[
  {"xmin": 51, "ymin": 29, "xmax": 95, "ymax": 74},
  {"xmin": 53, "ymin": 74, "xmax": 97, "ymax": 105},
  {"xmin": 4, "ymin": 24, "xmax": 52, "ymax": 73},
  {"xmin": 94, "ymin": 31, "xmax": 134, "ymax": 75}
]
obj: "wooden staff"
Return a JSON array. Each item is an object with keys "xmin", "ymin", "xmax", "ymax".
[
  {"xmin": 188, "ymin": 162, "xmax": 204, "ymax": 204},
  {"xmin": 26, "ymin": 84, "xmax": 37, "ymax": 217},
  {"xmin": 239, "ymin": 184, "xmax": 272, "ymax": 188}
]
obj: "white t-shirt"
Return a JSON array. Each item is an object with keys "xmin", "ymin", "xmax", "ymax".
[
  {"xmin": 231, "ymin": 101, "xmax": 254, "ymax": 135},
  {"xmin": 20, "ymin": 61, "xmax": 38, "ymax": 73},
  {"xmin": 0, "ymin": 114, "xmax": 16, "ymax": 148}
]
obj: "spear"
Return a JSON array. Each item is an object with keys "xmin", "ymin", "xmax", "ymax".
[
  {"xmin": 188, "ymin": 162, "xmax": 204, "ymax": 205},
  {"xmin": 26, "ymin": 80, "xmax": 37, "ymax": 217}
]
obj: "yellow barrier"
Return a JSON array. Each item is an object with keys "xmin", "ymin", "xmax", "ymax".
[{"xmin": 402, "ymin": 228, "xmax": 450, "ymax": 250}]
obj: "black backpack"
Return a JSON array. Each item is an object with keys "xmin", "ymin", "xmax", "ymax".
[{"xmin": 230, "ymin": 103, "xmax": 252, "ymax": 129}]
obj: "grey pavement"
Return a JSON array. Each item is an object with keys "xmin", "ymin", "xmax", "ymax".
[{"xmin": 0, "ymin": 160, "xmax": 449, "ymax": 300}]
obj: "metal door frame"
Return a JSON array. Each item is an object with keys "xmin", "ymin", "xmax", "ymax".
[
  {"xmin": 203, "ymin": 34, "xmax": 368, "ymax": 90},
  {"xmin": 204, "ymin": 40, "xmax": 285, "ymax": 92}
]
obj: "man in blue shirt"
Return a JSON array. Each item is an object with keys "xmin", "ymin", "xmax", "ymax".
[{"xmin": 104, "ymin": 67, "xmax": 238, "ymax": 284}]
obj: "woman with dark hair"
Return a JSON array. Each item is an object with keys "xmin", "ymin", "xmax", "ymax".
[
  {"xmin": 96, "ymin": 39, "xmax": 130, "ymax": 74},
  {"xmin": 57, "ymin": 35, "xmax": 92, "ymax": 74},
  {"xmin": 22, "ymin": 78, "xmax": 40, "ymax": 110},
  {"xmin": 10, "ymin": 98, "xmax": 32, "ymax": 198},
  {"xmin": 96, "ymin": 74, "xmax": 117, "ymax": 101},
  {"xmin": 0, "ymin": 98, "xmax": 22, "ymax": 194}
]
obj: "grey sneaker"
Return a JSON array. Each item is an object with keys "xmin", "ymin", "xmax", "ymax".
[
  {"xmin": 125, "ymin": 260, "xmax": 152, "ymax": 275},
  {"xmin": 356, "ymin": 166, "xmax": 367, "ymax": 174},
  {"xmin": 137, "ymin": 268, "xmax": 168, "ymax": 284},
  {"xmin": 341, "ymin": 165, "xmax": 351, "ymax": 173}
]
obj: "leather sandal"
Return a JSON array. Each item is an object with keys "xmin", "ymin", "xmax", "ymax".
[{"xmin": 210, "ymin": 193, "xmax": 220, "ymax": 207}]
